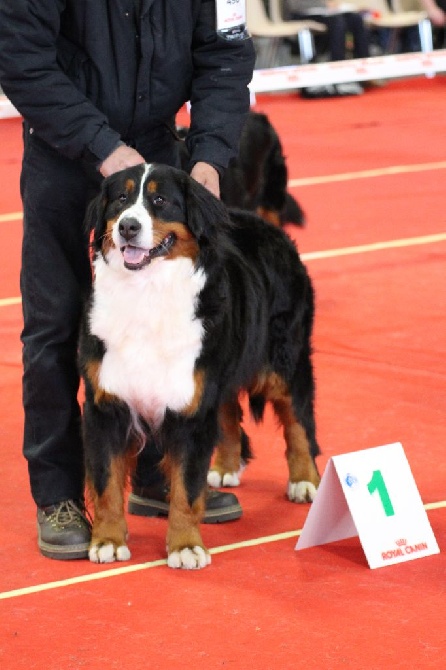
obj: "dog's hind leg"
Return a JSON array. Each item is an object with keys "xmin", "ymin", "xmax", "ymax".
[
  {"xmin": 207, "ymin": 398, "xmax": 251, "ymax": 488},
  {"xmin": 264, "ymin": 372, "xmax": 320, "ymax": 503},
  {"xmin": 279, "ymin": 403, "xmax": 320, "ymax": 503}
]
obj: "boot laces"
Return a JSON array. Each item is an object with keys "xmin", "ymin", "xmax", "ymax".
[{"xmin": 47, "ymin": 500, "xmax": 92, "ymax": 529}]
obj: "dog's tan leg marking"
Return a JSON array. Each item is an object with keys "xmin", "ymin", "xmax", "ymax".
[
  {"xmin": 265, "ymin": 373, "xmax": 320, "ymax": 503},
  {"xmin": 208, "ymin": 399, "xmax": 244, "ymax": 488},
  {"xmin": 181, "ymin": 368, "xmax": 206, "ymax": 418},
  {"xmin": 88, "ymin": 453, "xmax": 132, "ymax": 563},
  {"xmin": 85, "ymin": 360, "xmax": 118, "ymax": 405},
  {"xmin": 166, "ymin": 460, "xmax": 210, "ymax": 570}
]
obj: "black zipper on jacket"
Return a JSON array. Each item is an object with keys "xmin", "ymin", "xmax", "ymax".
[{"xmin": 134, "ymin": 0, "xmax": 142, "ymax": 60}]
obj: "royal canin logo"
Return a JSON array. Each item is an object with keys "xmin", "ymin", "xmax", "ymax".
[{"xmin": 382, "ymin": 539, "xmax": 428, "ymax": 560}]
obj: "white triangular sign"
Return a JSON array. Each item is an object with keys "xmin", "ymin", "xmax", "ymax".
[{"xmin": 296, "ymin": 443, "xmax": 440, "ymax": 569}]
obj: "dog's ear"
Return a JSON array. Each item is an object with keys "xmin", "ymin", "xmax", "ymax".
[
  {"xmin": 184, "ymin": 173, "xmax": 231, "ymax": 243},
  {"xmin": 85, "ymin": 184, "xmax": 109, "ymax": 253}
]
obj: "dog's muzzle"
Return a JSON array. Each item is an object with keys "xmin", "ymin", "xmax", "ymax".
[{"xmin": 120, "ymin": 232, "xmax": 177, "ymax": 270}]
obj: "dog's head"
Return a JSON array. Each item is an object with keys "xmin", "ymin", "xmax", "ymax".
[{"xmin": 86, "ymin": 163, "xmax": 230, "ymax": 272}]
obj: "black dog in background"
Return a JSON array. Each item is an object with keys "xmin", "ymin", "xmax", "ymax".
[{"xmin": 177, "ymin": 111, "xmax": 305, "ymax": 228}]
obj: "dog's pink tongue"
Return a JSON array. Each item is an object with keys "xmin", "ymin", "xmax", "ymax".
[{"xmin": 123, "ymin": 246, "xmax": 146, "ymax": 265}]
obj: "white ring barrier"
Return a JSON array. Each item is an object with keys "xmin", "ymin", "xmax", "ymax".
[
  {"xmin": 2, "ymin": 49, "xmax": 446, "ymax": 120},
  {"xmin": 0, "ymin": 95, "xmax": 20, "ymax": 120},
  {"xmin": 250, "ymin": 49, "xmax": 446, "ymax": 92}
]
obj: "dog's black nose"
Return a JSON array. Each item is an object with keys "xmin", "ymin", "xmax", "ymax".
[{"xmin": 119, "ymin": 217, "xmax": 141, "ymax": 241}]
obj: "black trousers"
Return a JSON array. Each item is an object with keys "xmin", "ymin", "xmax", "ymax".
[{"xmin": 20, "ymin": 123, "xmax": 181, "ymax": 507}]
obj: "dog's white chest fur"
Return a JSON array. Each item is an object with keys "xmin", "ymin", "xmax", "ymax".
[{"xmin": 90, "ymin": 255, "xmax": 206, "ymax": 426}]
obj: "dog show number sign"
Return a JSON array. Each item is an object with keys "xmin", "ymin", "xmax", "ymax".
[{"xmin": 296, "ymin": 443, "xmax": 440, "ymax": 569}]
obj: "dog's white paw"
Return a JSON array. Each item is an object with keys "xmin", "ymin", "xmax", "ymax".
[
  {"xmin": 222, "ymin": 471, "xmax": 241, "ymax": 487},
  {"xmin": 287, "ymin": 481, "xmax": 317, "ymax": 503},
  {"xmin": 207, "ymin": 470, "xmax": 240, "ymax": 487},
  {"xmin": 167, "ymin": 546, "xmax": 211, "ymax": 570},
  {"xmin": 207, "ymin": 462, "xmax": 246, "ymax": 488},
  {"xmin": 89, "ymin": 542, "xmax": 131, "ymax": 564},
  {"xmin": 207, "ymin": 470, "xmax": 223, "ymax": 488}
]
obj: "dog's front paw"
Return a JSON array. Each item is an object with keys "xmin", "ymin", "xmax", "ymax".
[
  {"xmin": 167, "ymin": 546, "xmax": 211, "ymax": 570},
  {"xmin": 287, "ymin": 481, "xmax": 318, "ymax": 503},
  {"xmin": 89, "ymin": 541, "xmax": 131, "ymax": 564}
]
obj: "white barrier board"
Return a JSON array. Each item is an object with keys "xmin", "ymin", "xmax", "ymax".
[
  {"xmin": 250, "ymin": 50, "xmax": 446, "ymax": 92},
  {"xmin": 0, "ymin": 95, "xmax": 20, "ymax": 120},
  {"xmin": 3, "ymin": 51, "xmax": 446, "ymax": 119},
  {"xmin": 296, "ymin": 443, "xmax": 440, "ymax": 569}
]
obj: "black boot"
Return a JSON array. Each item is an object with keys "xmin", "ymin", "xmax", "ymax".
[
  {"xmin": 37, "ymin": 499, "xmax": 91, "ymax": 560},
  {"xmin": 128, "ymin": 484, "xmax": 242, "ymax": 523}
]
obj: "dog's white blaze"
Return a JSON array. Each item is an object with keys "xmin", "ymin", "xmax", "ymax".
[
  {"xmin": 110, "ymin": 164, "xmax": 154, "ymax": 255},
  {"xmin": 90, "ymin": 253, "xmax": 206, "ymax": 427}
]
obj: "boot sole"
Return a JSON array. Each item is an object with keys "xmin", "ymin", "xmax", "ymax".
[
  {"xmin": 37, "ymin": 526, "xmax": 90, "ymax": 560},
  {"xmin": 38, "ymin": 538, "xmax": 89, "ymax": 560}
]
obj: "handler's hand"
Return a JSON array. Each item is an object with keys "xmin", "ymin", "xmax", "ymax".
[
  {"xmin": 190, "ymin": 162, "xmax": 220, "ymax": 199},
  {"xmin": 99, "ymin": 145, "xmax": 145, "ymax": 178}
]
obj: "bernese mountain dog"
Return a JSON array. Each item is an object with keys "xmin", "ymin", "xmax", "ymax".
[
  {"xmin": 79, "ymin": 163, "xmax": 320, "ymax": 570},
  {"xmin": 177, "ymin": 111, "xmax": 305, "ymax": 227}
]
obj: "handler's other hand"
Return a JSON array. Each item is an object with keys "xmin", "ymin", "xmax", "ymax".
[{"xmin": 190, "ymin": 162, "xmax": 220, "ymax": 199}]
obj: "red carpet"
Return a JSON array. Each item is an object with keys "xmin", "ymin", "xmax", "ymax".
[{"xmin": 0, "ymin": 77, "xmax": 445, "ymax": 669}]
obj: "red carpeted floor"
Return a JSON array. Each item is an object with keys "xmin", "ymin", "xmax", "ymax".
[{"xmin": 0, "ymin": 77, "xmax": 445, "ymax": 669}]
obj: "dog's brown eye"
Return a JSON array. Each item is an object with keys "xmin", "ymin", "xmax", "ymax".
[
  {"xmin": 152, "ymin": 195, "xmax": 165, "ymax": 207},
  {"xmin": 118, "ymin": 193, "xmax": 127, "ymax": 204}
]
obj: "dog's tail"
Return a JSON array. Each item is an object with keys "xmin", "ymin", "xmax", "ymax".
[{"xmin": 280, "ymin": 192, "xmax": 306, "ymax": 227}]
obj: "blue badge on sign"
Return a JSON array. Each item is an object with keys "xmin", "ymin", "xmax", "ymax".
[{"xmin": 345, "ymin": 473, "xmax": 359, "ymax": 488}]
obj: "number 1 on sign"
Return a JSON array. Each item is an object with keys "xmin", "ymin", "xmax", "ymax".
[{"xmin": 367, "ymin": 470, "xmax": 395, "ymax": 517}]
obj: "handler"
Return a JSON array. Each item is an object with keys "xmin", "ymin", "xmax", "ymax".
[{"xmin": 0, "ymin": 0, "xmax": 255, "ymax": 560}]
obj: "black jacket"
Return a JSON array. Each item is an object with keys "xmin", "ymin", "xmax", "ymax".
[{"xmin": 0, "ymin": 0, "xmax": 255, "ymax": 171}]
